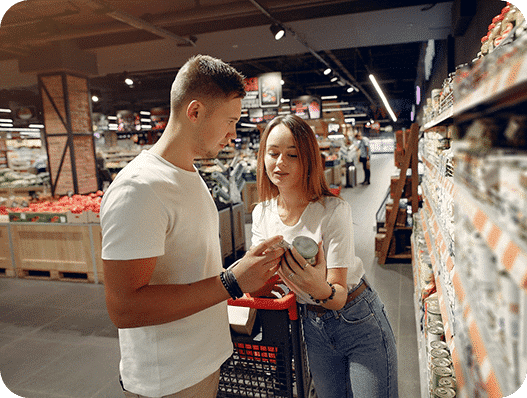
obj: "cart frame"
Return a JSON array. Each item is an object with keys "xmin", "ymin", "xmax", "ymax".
[{"xmin": 218, "ymin": 279, "xmax": 314, "ymax": 398}]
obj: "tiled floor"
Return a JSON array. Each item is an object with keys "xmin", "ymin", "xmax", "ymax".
[{"xmin": 0, "ymin": 152, "xmax": 420, "ymax": 398}]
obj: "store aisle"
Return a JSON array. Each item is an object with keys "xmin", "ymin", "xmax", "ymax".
[
  {"xmin": 341, "ymin": 153, "xmax": 421, "ymax": 397},
  {"xmin": 0, "ymin": 153, "xmax": 420, "ymax": 398}
]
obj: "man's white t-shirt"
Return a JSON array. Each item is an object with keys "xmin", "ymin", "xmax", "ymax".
[
  {"xmin": 251, "ymin": 196, "xmax": 365, "ymax": 304},
  {"xmin": 100, "ymin": 150, "xmax": 232, "ymax": 397}
]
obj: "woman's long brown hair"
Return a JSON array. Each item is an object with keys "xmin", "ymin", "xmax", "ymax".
[{"xmin": 256, "ymin": 114, "xmax": 337, "ymax": 204}]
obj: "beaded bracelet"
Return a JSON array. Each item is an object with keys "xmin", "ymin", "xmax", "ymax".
[
  {"xmin": 220, "ymin": 269, "xmax": 244, "ymax": 300},
  {"xmin": 309, "ymin": 282, "xmax": 336, "ymax": 304}
]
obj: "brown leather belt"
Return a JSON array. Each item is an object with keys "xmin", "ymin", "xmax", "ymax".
[{"xmin": 305, "ymin": 280, "xmax": 368, "ymax": 315}]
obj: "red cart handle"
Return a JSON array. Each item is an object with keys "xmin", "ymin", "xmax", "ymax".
[
  {"xmin": 228, "ymin": 292, "xmax": 298, "ymax": 320},
  {"xmin": 227, "ymin": 274, "xmax": 298, "ymax": 320}
]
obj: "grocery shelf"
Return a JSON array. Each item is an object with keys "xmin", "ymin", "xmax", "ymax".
[
  {"xmin": 422, "ymin": 106, "xmax": 454, "ymax": 131},
  {"xmin": 455, "ymin": 182, "xmax": 527, "ymax": 294},
  {"xmin": 419, "ymin": 208, "xmax": 509, "ymax": 398},
  {"xmin": 454, "ymin": 47, "xmax": 527, "ymax": 120},
  {"xmin": 410, "ymin": 226, "xmax": 433, "ymax": 398}
]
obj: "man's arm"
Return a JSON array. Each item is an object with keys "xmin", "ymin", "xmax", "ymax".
[{"xmin": 104, "ymin": 235, "xmax": 285, "ymax": 329}]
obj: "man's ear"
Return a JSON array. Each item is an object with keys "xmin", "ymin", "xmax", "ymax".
[{"xmin": 186, "ymin": 100, "xmax": 201, "ymax": 121}]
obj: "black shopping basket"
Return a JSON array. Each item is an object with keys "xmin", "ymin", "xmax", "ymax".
[{"xmin": 217, "ymin": 275, "xmax": 315, "ymax": 398}]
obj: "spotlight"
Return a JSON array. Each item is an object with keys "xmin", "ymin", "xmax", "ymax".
[
  {"xmin": 91, "ymin": 95, "xmax": 99, "ymax": 102},
  {"xmin": 270, "ymin": 24, "xmax": 285, "ymax": 40},
  {"xmin": 124, "ymin": 78, "xmax": 134, "ymax": 86},
  {"xmin": 330, "ymin": 76, "xmax": 338, "ymax": 82},
  {"xmin": 323, "ymin": 68, "xmax": 332, "ymax": 75}
]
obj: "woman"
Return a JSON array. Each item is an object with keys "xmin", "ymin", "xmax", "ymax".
[{"xmin": 251, "ymin": 115, "xmax": 398, "ymax": 398}]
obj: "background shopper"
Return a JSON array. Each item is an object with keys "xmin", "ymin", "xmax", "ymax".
[
  {"xmin": 251, "ymin": 115, "xmax": 398, "ymax": 398},
  {"xmin": 355, "ymin": 131, "xmax": 371, "ymax": 184},
  {"xmin": 100, "ymin": 55, "xmax": 285, "ymax": 398}
]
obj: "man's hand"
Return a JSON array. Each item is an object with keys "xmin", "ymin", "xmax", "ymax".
[{"xmin": 231, "ymin": 235, "xmax": 285, "ymax": 294}]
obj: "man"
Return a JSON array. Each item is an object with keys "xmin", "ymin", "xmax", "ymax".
[
  {"xmin": 355, "ymin": 131, "xmax": 371, "ymax": 185},
  {"xmin": 100, "ymin": 55, "xmax": 285, "ymax": 398}
]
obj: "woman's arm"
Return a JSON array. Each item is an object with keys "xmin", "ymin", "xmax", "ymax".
[{"xmin": 280, "ymin": 243, "xmax": 349, "ymax": 310}]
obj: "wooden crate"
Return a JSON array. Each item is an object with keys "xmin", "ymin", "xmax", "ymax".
[
  {"xmin": 232, "ymin": 203, "xmax": 246, "ymax": 252},
  {"xmin": 219, "ymin": 203, "xmax": 246, "ymax": 262},
  {"xmin": 91, "ymin": 224, "xmax": 104, "ymax": 284},
  {"xmin": 0, "ymin": 224, "xmax": 15, "ymax": 278},
  {"xmin": 219, "ymin": 207, "xmax": 233, "ymax": 261},
  {"xmin": 242, "ymin": 181, "xmax": 258, "ymax": 215},
  {"xmin": 10, "ymin": 224, "xmax": 94, "ymax": 283}
]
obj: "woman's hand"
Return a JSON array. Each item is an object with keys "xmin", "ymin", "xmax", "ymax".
[{"xmin": 280, "ymin": 241, "xmax": 330, "ymax": 299}]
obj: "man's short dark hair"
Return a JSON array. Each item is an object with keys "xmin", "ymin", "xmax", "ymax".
[{"xmin": 170, "ymin": 55, "xmax": 246, "ymax": 114}]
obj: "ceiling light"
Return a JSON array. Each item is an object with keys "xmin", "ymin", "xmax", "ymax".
[
  {"xmin": 330, "ymin": 76, "xmax": 338, "ymax": 82},
  {"xmin": 369, "ymin": 74, "xmax": 397, "ymax": 122},
  {"xmin": 124, "ymin": 77, "xmax": 134, "ymax": 86},
  {"xmin": 321, "ymin": 95, "xmax": 337, "ymax": 100},
  {"xmin": 323, "ymin": 68, "xmax": 332, "ymax": 75},
  {"xmin": 91, "ymin": 95, "xmax": 99, "ymax": 102},
  {"xmin": 240, "ymin": 122, "xmax": 258, "ymax": 128},
  {"xmin": 270, "ymin": 24, "xmax": 285, "ymax": 40},
  {"xmin": 0, "ymin": 108, "xmax": 11, "ymax": 113}
]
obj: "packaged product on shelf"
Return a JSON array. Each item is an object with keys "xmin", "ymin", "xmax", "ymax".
[
  {"xmin": 432, "ymin": 366, "xmax": 453, "ymax": 392},
  {"xmin": 433, "ymin": 386, "xmax": 456, "ymax": 398},
  {"xmin": 427, "ymin": 325, "xmax": 445, "ymax": 343},
  {"xmin": 437, "ymin": 376, "xmax": 456, "ymax": 390},
  {"xmin": 431, "ymin": 357, "xmax": 452, "ymax": 370},
  {"xmin": 430, "ymin": 340, "xmax": 448, "ymax": 351}
]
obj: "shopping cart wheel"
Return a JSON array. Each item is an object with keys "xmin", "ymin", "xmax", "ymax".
[{"xmin": 307, "ymin": 378, "xmax": 318, "ymax": 398}]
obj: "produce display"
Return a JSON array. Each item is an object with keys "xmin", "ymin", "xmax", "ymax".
[
  {"xmin": 0, "ymin": 191, "xmax": 102, "ymax": 223},
  {"xmin": 0, "ymin": 168, "xmax": 50, "ymax": 188}
]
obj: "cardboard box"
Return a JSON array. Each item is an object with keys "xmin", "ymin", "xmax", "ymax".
[
  {"xmin": 87, "ymin": 211, "xmax": 100, "ymax": 224},
  {"xmin": 228, "ymin": 305, "xmax": 257, "ymax": 335},
  {"xmin": 67, "ymin": 211, "xmax": 89, "ymax": 224}
]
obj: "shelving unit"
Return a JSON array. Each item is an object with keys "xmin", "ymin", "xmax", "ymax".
[
  {"xmin": 412, "ymin": 37, "xmax": 527, "ymax": 398},
  {"xmin": 377, "ymin": 123, "xmax": 419, "ymax": 264}
]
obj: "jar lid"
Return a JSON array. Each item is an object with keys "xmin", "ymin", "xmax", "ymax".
[
  {"xmin": 433, "ymin": 366, "xmax": 453, "ymax": 377},
  {"xmin": 431, "ymin": 348, "xmax": 450, "ymax": 359},
  {"xmin": 292, "ymin": 236, "xmax": 319, "ymax": 259},
  {"xmin": 433, "ymin": 387, "xmax": 456, "ymax": 398}
]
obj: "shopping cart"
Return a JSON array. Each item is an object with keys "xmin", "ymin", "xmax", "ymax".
[{"xmin": 217, "ymin": 276, "xmax": 316, "ymax": 398}]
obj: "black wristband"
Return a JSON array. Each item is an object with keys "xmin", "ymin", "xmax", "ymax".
[
  {"xmin": 220, "ymin": 269, "xmax": 244, "ymax": 300},
  {"xmin": 309, "ymin": 282, "xmax": 336, "ymax": 304}
]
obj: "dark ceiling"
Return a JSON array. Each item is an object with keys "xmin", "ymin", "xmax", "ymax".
[{"xmin": 0, "ymin": 0, "xmax": 455, "ymax": 127}]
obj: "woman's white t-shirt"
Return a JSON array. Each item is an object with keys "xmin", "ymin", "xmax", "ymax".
[
  {"xmin": 251, "ymin": 196, "xmax": 365, "ymax": 304},
  {"xmin": 100, "ymin": 150, "xmax": 232, "ymax": 397}
]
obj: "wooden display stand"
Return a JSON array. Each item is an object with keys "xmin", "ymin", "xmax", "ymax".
[
  {"xmin": 377, "ymin": 123, "xmax": 420, "ymax": 264},
  {"xmin": 242, "ymin": 181, "xmax": 258, "ymax": 216},
  {"xmin": 0, "ymin": 203, "xmax": 246, "ymax": 282},
  {"xmin": 10, "ymin": 223, "xmax": 96, "ymax": 282},
  {"xmin": 219, "ymin": 203, "xmax": 246, "ymax": 266},
  {"xmin": 0, "ymin": 225, "xmax": 15, "ymax": 278}
]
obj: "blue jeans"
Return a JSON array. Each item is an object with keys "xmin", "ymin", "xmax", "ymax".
[{"xmin": 300, "ymin": 280, "xmax": 398, "ymax": 398}]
